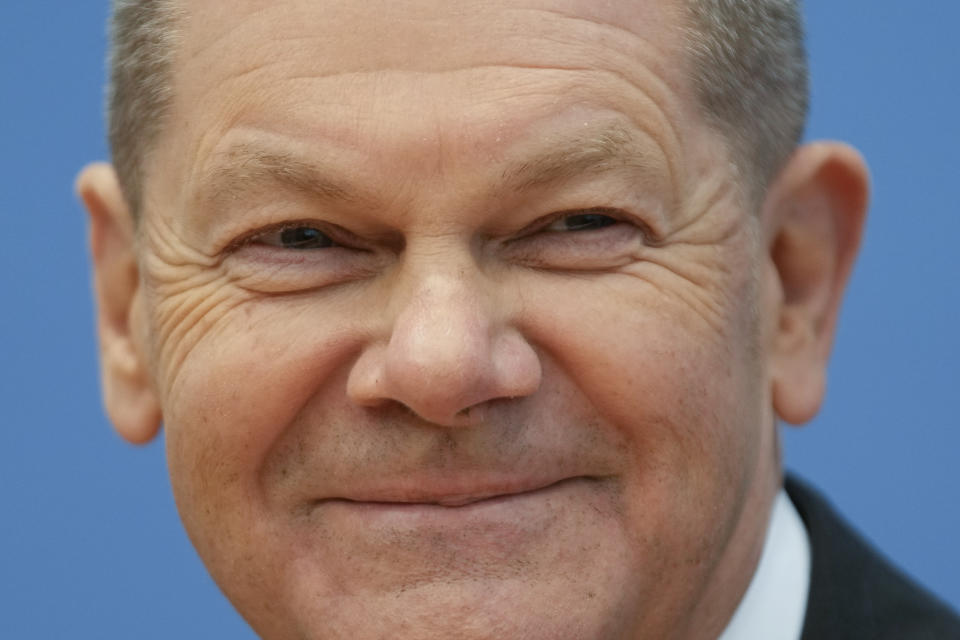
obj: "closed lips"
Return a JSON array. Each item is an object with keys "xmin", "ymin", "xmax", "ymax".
[{"xmin": 317, "ymin": 476, "xmax": 597, "ymax": 508}]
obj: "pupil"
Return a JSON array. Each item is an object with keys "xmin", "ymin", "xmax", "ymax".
[
  {"xmin": 280, "ymin": 227, "xmax": 330, "ymax": 249},
  {"xmin": 565, "ymin": 213, "xmax": 615, "ymax": 231}
]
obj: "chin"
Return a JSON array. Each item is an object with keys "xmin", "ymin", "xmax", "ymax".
[
  {"xmin": 275, "ymin": 572, "xmax": 643, "ymax": 640},
  {"xmin": 218, "ymin": 501, "xmax": 648, "ymax": 639}
]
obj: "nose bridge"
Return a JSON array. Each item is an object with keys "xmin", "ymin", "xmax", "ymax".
[
  {"xmin": 387, "ymin": 246, "xmax": 493, "ymax": 395},
  {"xmin": 346, "ymin": 238, "xmax": 541, "ymax": 426}
]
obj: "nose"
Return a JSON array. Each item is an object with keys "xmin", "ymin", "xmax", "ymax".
[{"xmin": 346, "ymin": 263, "xmax": 541, "ymax": 426}]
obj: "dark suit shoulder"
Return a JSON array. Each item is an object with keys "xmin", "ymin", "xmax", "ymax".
[{"xmin": 786, "ymin": 475, "xmax": 960, "ymax": 640}]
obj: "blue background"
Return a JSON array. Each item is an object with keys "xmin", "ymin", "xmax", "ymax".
[{"xmin": 1, "ymin": 2, "xmax": 957, "ymax": 637}]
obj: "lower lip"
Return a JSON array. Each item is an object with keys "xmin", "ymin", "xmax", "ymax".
[{"xmin": 311, "ymin": 477, "xmax": 603, "ymax": 544}]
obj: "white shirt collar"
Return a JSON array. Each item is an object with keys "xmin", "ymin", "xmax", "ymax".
[{"xmin": 718, "ymin": 489, "xmax": 811, "ymax": 640}]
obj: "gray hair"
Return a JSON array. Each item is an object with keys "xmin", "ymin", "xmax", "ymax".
[
  {"xmin": 684, "ymin": 0, "xmax": 809, "ymax": 204},
  {"xmin": 105, "ymin": 0, "xmax": 807, "ymax": 215},
  {"xmin": 107, "ymin": 0, "xmax": 180, "ymax": 216}
]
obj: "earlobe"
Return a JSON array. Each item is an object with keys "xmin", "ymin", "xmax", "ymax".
[
  {"xmin": 77, "ymin": 163, "xmax": 162, "ymax": 444},
  {"xmin": 762, "ymin": 142, "xmax": 870, "ymax": 425}
]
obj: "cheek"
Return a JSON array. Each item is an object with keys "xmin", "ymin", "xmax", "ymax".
[
  {"xmin": 517, "ymin": 265, "xmax": 766, "ymax": 543},
  {"xmin": 155, "ymin": 291, "xmax": 362, "ymax": 535},
  {"xmin": 524, "ymin": 265, "xmax": 763, "ymax": 430}
]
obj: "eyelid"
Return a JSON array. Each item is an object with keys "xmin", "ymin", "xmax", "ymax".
[
  {"xmin": 513, "ymin": 207, "xmax": 652, "ymax": 242},
  {"xmin": 223, "ymin": 219, "xmax": 361, "ymax": 254},
  {"xmin": 544, "ymin": 211, "xmax": 616, "ymax": 233}
]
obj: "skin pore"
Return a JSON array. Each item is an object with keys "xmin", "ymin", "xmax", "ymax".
[{"xmin": 79, "ymin": 0, "xmax": 869, "ymax": 638}]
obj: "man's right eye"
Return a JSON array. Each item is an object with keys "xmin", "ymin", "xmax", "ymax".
[{"xmin": 253, "ymin": 225, "xmax": 336, "ymax": 250}]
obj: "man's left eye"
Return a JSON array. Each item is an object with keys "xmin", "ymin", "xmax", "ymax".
[
  {"xmin": 254, "ymin": 226, "xmax": 336, "ymax": 249},
  {"xmin": 545, "ymin": 212, "xmax": 619, "ymax": 232}
]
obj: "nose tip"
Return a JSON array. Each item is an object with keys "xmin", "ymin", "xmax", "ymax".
[{"xmin": 346, "ymin": 278, "xmax": 541, "ymax": 426}]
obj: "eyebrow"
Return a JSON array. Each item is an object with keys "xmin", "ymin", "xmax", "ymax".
[
  {"xmin": 196, "ymin": 143, "xmax": 359, "ymax": 208},
  {"xmin": 501, "ymin": 123, "xmax": 662, "ymax": 192},
  {"xmin": 194, "ymin": 122, "xmax": 664, "ymax": 212}
]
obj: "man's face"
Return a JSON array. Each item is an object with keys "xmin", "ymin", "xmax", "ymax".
[{"xmin": 133, "ymin": 0, "xmax": 782, "ymax": 637}]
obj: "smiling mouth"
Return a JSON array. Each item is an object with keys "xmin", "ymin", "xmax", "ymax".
[
  {"xmin": 319, "ymin": 476, "xmax": 597, "ymax": 509},
  {"xmin": 304, "ymin": 476, "xmax": 615, "ymax": 546}
]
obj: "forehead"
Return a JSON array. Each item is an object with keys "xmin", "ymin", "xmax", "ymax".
[
  {"xmin": 177, "ymin": 0, "xmax": 685, "ymax": 67},
  {"xmin": 170, "ymin": 0, "xmax": 692, "ymax": 125},
  {"xmin": 150, "ymin": 0, "xmax": 715, "ymax": 223}
]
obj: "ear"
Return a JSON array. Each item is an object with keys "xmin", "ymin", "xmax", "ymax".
[
  {"xmin": 77, "ymin": 163, "xmax": 162, "ymax": 444},
  {"xmin": 761, "ymin": 142, "xmax": 870, "ymax": 425}
]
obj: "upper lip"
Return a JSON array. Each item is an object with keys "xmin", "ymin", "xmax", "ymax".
[{"xmin": 320, "ymin": 476, "xmax": 588, "ymax": 507}]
